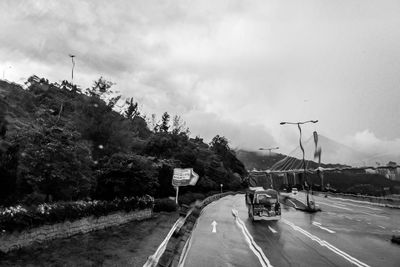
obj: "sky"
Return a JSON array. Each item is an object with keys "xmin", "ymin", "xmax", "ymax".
[{"xmin": 1, "ymin": 0, "xmax": 400, "ymax": 165}]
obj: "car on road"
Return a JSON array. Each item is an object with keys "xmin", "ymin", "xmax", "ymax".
[{"xmin": 292, "ymin": 188, "xmax": 298, "ymax": 195}]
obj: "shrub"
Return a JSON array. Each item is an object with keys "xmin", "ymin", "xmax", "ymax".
[
  {"xmin": 0, "ymin": 195, "xmax": 154, "ymax": 233},
  {"xmin": 153, "ymin": 198, "xmax": 178, "ymax": 212},
  {"xmin": 179, "ymin": 192, "xmax": 206, "ymax": 205}
]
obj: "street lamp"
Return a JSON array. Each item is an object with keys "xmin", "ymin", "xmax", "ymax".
[
  {"xmin": 280, "ymin": 120, "xmax": 318, "ymax": 208},
  {"xmin": 69, "ymin": 54, "xmax": 75, "ymax": 84},
  {"xmin": 259, "ymin": 146, "xmax": 279, "ymax": 156},
  {"xmin": 220, "ymin": 184, "xmax": 223, "ymax": 193}
]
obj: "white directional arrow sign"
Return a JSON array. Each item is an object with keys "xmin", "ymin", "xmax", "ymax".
[{"xmin": 211, "ymin": 221, "xmax": 217, "ymax": 233}]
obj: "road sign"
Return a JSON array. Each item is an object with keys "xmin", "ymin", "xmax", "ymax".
[
  {"xmin": 172, "ymin": 168, "xmax": 199, "ymax": 187},
  {"xmin": 172, "ymin": 168, "xmax": 199, "ymax": 204}
]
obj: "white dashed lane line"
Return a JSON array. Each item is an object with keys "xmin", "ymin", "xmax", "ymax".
[
  {"xmin": 282, "ymin": 219, "xmax": 370, "ymax": 267},
  {"xmin": 312, "ymin": 222, "xmax": 336, "ymax": 234}
]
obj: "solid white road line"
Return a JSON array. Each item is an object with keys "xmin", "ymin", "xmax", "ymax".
[
  {"xmin": 232, "ymin": 209, "xmax": 273, "ymax": 267},
  {"xmin": 144, "ymin": 216, "xmax": 186, "ymax": 267},
  {"xmin": 178, "ymin": 233, "xmax": 193, "ymax": 267},
  {"xmin": 268, "ymin": 226, "xmax": 278, "ymax": 234},
  {"xmin": 288, "ymin": 200, "xmax": 298, "ymax": 208},
  {"xmin": 283, "ymin": 219, "xmax": 370, "ymax": 267},
  {"xmin": 312, "ymin": 222, "xmax": 336, "ymax": 234}
]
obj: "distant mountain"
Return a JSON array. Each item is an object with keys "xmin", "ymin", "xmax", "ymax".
[
  {"xmin": 235, "ymin": 149, "xmax": 347, "ymax": 171},
  {"xmin": 301, "ymin": 134, "xmax": 368, "ymax": 166}
]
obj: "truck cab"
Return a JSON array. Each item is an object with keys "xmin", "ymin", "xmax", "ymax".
[{"xmin": 245, "ymin": 187, "xmax": 281, "ymax": 221}]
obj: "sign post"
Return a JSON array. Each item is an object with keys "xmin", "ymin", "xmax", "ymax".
[
  {"xmin": 172, "ymin": 168, "xmax": 199, "ymax": 205},
  {"xmin": 175, "ymin": 186, "xmax": 179, "ymax": 204}
]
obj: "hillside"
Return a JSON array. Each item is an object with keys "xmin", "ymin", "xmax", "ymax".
[
  {"xmin": 0, "ymin": 77, "xmax": 247, "ymax": 206},
  {"xmin": 236, "ymin": 149, "xmax": 347, "ymax": 171}
]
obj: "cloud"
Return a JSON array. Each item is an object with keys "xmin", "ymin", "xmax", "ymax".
[
  {"xmin": 1, "ymin": 0, "xmax": 400, "ymax": 162},
  {"xmin": 344, "ymin": 130, "xmax": 400, "ymax": 165},
  {"xmin": 184, "ymin": 111, "xmax": 276, "ymax": 151}
]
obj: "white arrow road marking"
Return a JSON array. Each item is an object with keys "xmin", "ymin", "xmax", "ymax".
[
  {"xmin": 268, "ymin": 226, "xmax": 278, "ymax": 234},
  {"xmin": 232, "ymin": 209, "xmax": 273, "ymax": 267},
  {"xmin": 211, "ymin": 220, "xmax": 217, "ymax": 233},
  {"xmin": 283, "ymin": 219, "xmax": 370, "ymax": 267},
  {"xmin": 312, "ymin": 222, "xmax": 336, "ymax": 233}
]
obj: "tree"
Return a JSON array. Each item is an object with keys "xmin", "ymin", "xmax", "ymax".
[
  {"xmin": 87, "ymin": 77, "xmax": 121, "ymax": 109},
  {"xmin": 88, "ymin": 76, "xmax": 115, "ymax": 97},
  {"xmin": 124, "ymin": 97, "xmax": 140, "ymax": 120},
  {"xmin": 77, "ymin": 96, "xmax": 134, "ymax": 159},
  {"xmin": 160, "ymin": 112, "xmax": 170, "ymax": 133},
  {"xmin": 172, "ymin": 115, "xmax": 189, "ymax": 135},
  {"xmin": 210, "ymin": 135, "xmax": 229, "ymax": 156},
  {"xmin": 95, "ymin": 153, "xmax": 158, "ymax": 199},
  {"xmin": 17, "ymin": 127, "xmax": 94, "ymax": 202},
  {"xmin": 0, "ymin": 99, "xmax": 9, "ymax": 152}
]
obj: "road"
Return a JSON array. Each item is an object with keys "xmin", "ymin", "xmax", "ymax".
[{"xmin": 179, "ymin": 193, "xmax": 400, "ymax": 267}]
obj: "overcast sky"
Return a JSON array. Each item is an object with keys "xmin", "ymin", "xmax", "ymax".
[{"xmin": 1, "ymin": 0, "xmax": 400, "ymax": 165}]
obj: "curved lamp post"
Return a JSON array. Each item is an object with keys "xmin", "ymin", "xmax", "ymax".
[{"xmin": 280, "ymin": 120, "xmax": 318, "ymax": 208}]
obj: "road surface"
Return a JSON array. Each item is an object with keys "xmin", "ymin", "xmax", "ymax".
[{"xmin": 180, "ymin": 193, "xmax": 400, "ymax": 267}]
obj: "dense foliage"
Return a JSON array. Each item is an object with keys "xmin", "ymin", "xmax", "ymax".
[
  {"xmin": 0, "ymin": 77, "xmax": 247, "ymax": 207},
  {"xmin": 0, "ymin": 196, "xmax": 153, "ymax": 233}
]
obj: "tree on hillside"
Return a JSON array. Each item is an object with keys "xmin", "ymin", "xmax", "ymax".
[
  {"xmin": 0, "ymin": 100, "xmax": 8, "ymax": 151},
  {"xmin": 210, "ymin": 135, "xmax": 229, "ymax": 156},
  {"xmin": 87, "ymin": 77, "xmax": 121, "ymax": 108},
  {"xmin": 210, "ymin": 135, "xmax": 247, "ymax": 178},
  {"xmin": 77, "ymin": 96, "xmax": 135, "ymax": 159},
  {"xmin": 172, "ymin": 115, "xmax": 189, "ymax": 135},
  {"xmin": 17, "ymin": 127, "xmax": 94, "ymax": 202},
  {"xmin": 95, "ymin": 153, "xmax": 158, "ymax": 199},
  {"xmin": 124, "ymin": 97, "xmax": 140, "ymax": 120},
  {"xmin": 88, "ymin": 77, "xmax": 114, "ymax": 97},
  {"xmin": 160, "ymin": 112, "xmax": 170, "ymax": 133},
  {"xmin": 0, "ymin": 100, "xmax": 17, "ymax": 205}
]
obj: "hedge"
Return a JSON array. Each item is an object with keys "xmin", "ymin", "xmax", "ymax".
[{"xmin": 0, "ymin": 195, "xmax": 154, "ymax": 233}]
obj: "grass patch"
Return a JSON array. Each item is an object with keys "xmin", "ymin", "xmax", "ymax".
[{"xmin": 0, "ymin": 212, "xmax": 179, "ymax": 266}]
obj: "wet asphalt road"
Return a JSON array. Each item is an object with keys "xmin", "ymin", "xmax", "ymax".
[{"xmin": 180, "ymin": 193, "xmax": 400, "ymax": 267}]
